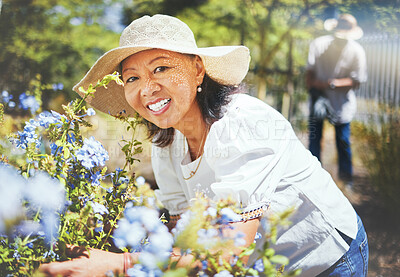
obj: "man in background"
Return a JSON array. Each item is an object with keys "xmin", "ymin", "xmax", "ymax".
[{"xmin": 306, "ymin": 14, "xmax": 367, "ymax": 188}]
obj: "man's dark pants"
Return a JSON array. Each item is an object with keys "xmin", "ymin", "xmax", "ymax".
[{"xmin": 308, "ymin": 118, "xmax": 353, "ymax": 181}]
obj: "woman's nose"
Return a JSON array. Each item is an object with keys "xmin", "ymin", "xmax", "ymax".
[{"xmin": 140, "ymin": 77, "xmax": 161, "ymax": 97}]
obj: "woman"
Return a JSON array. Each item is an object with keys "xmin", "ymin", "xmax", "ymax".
[{"xmin": 41, "ymin": 14, "xmax": 368, "ymax": 276}]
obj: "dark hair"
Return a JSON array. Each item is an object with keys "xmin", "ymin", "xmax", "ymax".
[{"xmin": 145, "ymin": 74, "xmax": 242, "ymax": 147}]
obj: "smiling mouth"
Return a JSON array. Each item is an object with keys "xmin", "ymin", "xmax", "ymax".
[{"xmin": 147, "ymin": 98, "xmax": 171, "ymax": 112}]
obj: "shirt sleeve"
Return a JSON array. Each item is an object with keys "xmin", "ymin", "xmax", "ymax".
[
  {"xmin": 306, "ymin": 39, "xmax": 317, "ymax": 71},
  {"xmin": 152, "ymin": 143, "xmax": 189, "ymax": 215},
  {"xmin": 350, "ymin": 43, "xmax": 368, "ymax": 83},
  {"xmin": 204, "ymin": 94, "xmax": 294, "ymax": 213}
]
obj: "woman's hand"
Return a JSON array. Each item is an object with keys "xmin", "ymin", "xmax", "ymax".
[{"xmin": 39, "ymin": 245, "xmax": 124, "ymax": 277}]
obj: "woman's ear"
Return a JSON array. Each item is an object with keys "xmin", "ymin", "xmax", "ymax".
[{"xmin": 194, "ymin": 56, "xmax": 206, "ymax": 85}]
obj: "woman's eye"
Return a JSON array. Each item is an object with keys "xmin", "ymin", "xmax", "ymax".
[
  {"xmin": 126, "ymin": 76, "xmax": 138, "ymax": 83},
  {"xmin": 154, "ymin": 66, "xmax": 168, "ymax": 73}
]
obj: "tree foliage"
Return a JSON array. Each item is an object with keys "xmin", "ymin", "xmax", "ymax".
[
  {"xmin": 0, "ymin": 0, "xmax": 119, "ymax": 108},
  {"xmin": 1, "ymin": 0, "xmax": 400, "ymax": 112}
]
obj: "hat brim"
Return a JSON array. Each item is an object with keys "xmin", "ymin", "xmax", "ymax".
[
  {"xmin": 324, "ymin": 18, "xmax": 363, "ymax": 40},
  {"xmin": 73, "ymin": 44, "xmax": 250, "ymax": 116},
  {"xmin": 334, "ymin": 27, "xmax": 363, "ymax": 40}
]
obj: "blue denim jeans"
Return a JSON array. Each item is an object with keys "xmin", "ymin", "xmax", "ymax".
[
  {"xmin": 317, "ymin": 215, "xmax": 369, "ymax": 276},
  {"xmin": 309, "ymin": 119, "xmax": 353, "ymax": 181}
]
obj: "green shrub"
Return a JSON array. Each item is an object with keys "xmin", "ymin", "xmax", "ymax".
[{"xmin": 353, "ymin": 112, "xmax": 400, "ymax": 212}]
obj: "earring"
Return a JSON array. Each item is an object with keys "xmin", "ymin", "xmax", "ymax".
[{"xmin": 197, "ymin": 86, "xmax": 202, "ymax": 93}]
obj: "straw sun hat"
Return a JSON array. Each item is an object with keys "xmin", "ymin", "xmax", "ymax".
[
  {"xmin": 324, "ymin": 14, "xmax": 363, "ymax": 41},
  {"xmin": 73, "ymin": 14, "xmax": 251, "ymax": 116}
]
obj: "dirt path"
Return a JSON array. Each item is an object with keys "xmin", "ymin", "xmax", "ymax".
[{"xmin": 297, "ymin": 123, "xmax": 400, "ymax": 277}]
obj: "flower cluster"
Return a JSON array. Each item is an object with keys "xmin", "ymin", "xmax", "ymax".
[
  {"xmin": 14, "ymin": 110, "xmax": 65, "ymax": 149},
  {"xmin": 1, "ymin": 80, "xmax": 62, "ymax": 114},
  {"xmin": 113, "ymin": 204, "xmax": 174, "ymax": 275},
  {"xmin": 15, "ymin": 119, "xmax": 41, "ymax": 149},
  {"xmin": 0, "ymin": 165, "xmax": 26, "ymax": 233},
  {"xmin": 1, "ymin": 90, "xmax": 15, "ymax": 108},
  {"xmin": 76, "ymin": 136, "xmax": 109, "ymax": 170},
  {"xmin": 1, "ymin": 73, "xmax": 137, "ymax": 275},
  {"xmin": 52, "ymin": 83, "xmax": 64, "ymax": 91},
  {"xmin": 19, "ymin": 92, "xmax": 40, "ymax": 115},
  {"xmin": 0, "ymin": 164, "xmax": 66, "ymax": 244}
]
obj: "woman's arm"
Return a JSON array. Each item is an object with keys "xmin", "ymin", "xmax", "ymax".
[
  {"xmin": 39, "ymin": 246, "xmax": 129, "ymax": 277},
  {"xmin": 39, "ymin": 218, "xmax": 259, "ymax": 276}
]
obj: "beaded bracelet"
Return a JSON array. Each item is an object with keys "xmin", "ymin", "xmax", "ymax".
[
  {"xmin": 239, "ymin": 206, "xmax": 267, "ymax": 222},
  {"xmin": 169, "ymin": 205, "xmax": 268, "ymax": 223}
]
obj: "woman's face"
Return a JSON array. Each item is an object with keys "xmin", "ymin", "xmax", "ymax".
[{"xmin": 121, "ymin": 49, "xmax": 205, "ymax": 130}]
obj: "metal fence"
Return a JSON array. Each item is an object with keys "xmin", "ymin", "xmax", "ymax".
[{"xmin": 358, "ymin": 34, "xmax": 400, "ymax": 108}]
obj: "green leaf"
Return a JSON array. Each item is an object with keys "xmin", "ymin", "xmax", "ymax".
[
  {"xmin": 163, "ymin": 268, "xmax": 188, "ymax": 277},
  {"xmin": 63, "ymin": 147, "xmax": 70, "ymax": 160},
  {"xmin": 270, "ymin": 255, "xmax": 289, "ymax": 265},
  {"xmin": 264, "ymin": 247, "xmax": 275, "ymax": 257},
  {"xmin": 239, "ymin": 242, "xmax": 255, "ymax": 258}
]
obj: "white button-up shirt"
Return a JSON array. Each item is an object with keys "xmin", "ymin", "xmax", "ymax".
[
  {"xmin": 307, "ymin": 35, "xmax": 368, "ymax": 124},
  {"xmin": 152, "ymin": 93, "xmax": 357, "ymax": 276}
]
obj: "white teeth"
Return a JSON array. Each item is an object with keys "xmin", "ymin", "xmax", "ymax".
[{"xmin": 148, "ymin": 99, "xmax": 171, "ymax": 112}]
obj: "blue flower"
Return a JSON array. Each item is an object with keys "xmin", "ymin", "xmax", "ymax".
[
  {"xmin": 135, "ymin": 176, "xmax": 146, "ymax": 186},
  {"xmin": 230, "ymin": 255, "xmax": 238, "ymax": 267},
  {"xmin": 113, "ymin": 218, "xmax": 146, "ymax": 249},
  {"xmin": 172, "ymin": 210, "xmax": 193, "ymax": 236},
  {"xmin": 25, "ymin": 172, "xmax": 66, "ymax": 212},
  {"xmin": 94, "ymin": 220, "xmax": 104, "ymax": 233},
  {"xmin": 142, "ymin": 228, "xmax": 173, "ymax": 266},
  {"xmin": 124, "ymin": 206, "xmax": 160, "ymax": 233},
  {"xmin": 254, "ymin": 232, "xmax": 262, "ymax": 243},
  {"xmin": 50, "ymin": 143, "xmax": 62, "ymax": 155},
  {"xmin": 253, "ymin": 259, "xmax": 264, "ymax": 272},
  {"xmin": 214, "ymin": 270, "xmax": 233, "ymax": 277},
  {"xmin": 43, "ymin": 250, "xmax": 59, "ymax": 260},
  {"xmin": 13, "ymin": 250, "xmax": 21, "ymax": 260},
  {"xmin": 90, "ymin": 171, "xmax": 104, "ymax": 186},
  {"xmin": 219, "ymin": 208, "xmax": 242, "ymax": 224},
  {"xmin": 41, "ymin": 212, "xmax": 60, "ymax": 245},
  {"xmin": 15, "ymin": 220, "xmax": 41, "ymax": 236},
  {"xmin": 67, "ymin": 133, "xmax": 76, "ymax": 144},
  {"xmin": 52, "ymin": 83, "xmax": 64, "ymax": 91},
  {"xmin": 114, "ymin": 206, "xmax": 173, "ymax": 269},
  {"xmin": 1, "ymin": 90, "xmax": 13, "ymax": 104},
  {"xmin": 19, "ymin": 92, "xmax": 40, "ymax": 114},
  {"xmin": 78, "ymin": 195, "xmax": 93, "ymax": 207},
  {"xmin": 36, "ymin": 111, "xmax": 63, "ymax": 128},
  {"xmin": 118, "ymin": 176, "xmax": 129, "ymax": 184},
  {"xmin": 8, "ymin": 101, "xmax": 16, "ymax": 108},
  {"xmin": 86, "ymin": 108, "xmax": 96, "ymax": 116},
  {"xmin": 76, "ymin": 136, "xmax": 109, "ymax": 169},
  {"xmin": 127, "ymin": 264, "xmax": 163, "ymax": 277},
  {"xmin": 0, "ymin": 165, "xmax": 26, "ymax": 233},
  {"xmin": 15, "ymin": 120, "xmax": 41, "ymax": 149},
  {"xmin": 91, "ymin": 201, "xmax": 109, "ymax": 215},
  {"xmin": 197, "ymin": 228, "xmax": 219, "ymax": 249},
  {"xmin": 23, "ymin": 172, "xmax": 65, "ymax": 245},
  {"xmin": 203, "ymin": 206, "xmax": 217, "ymax": 217}
]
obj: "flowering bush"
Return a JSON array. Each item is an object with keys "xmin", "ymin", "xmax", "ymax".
[{"xmin": 0, "ymin": 74, "xmax": 300, "ymax": 276}]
